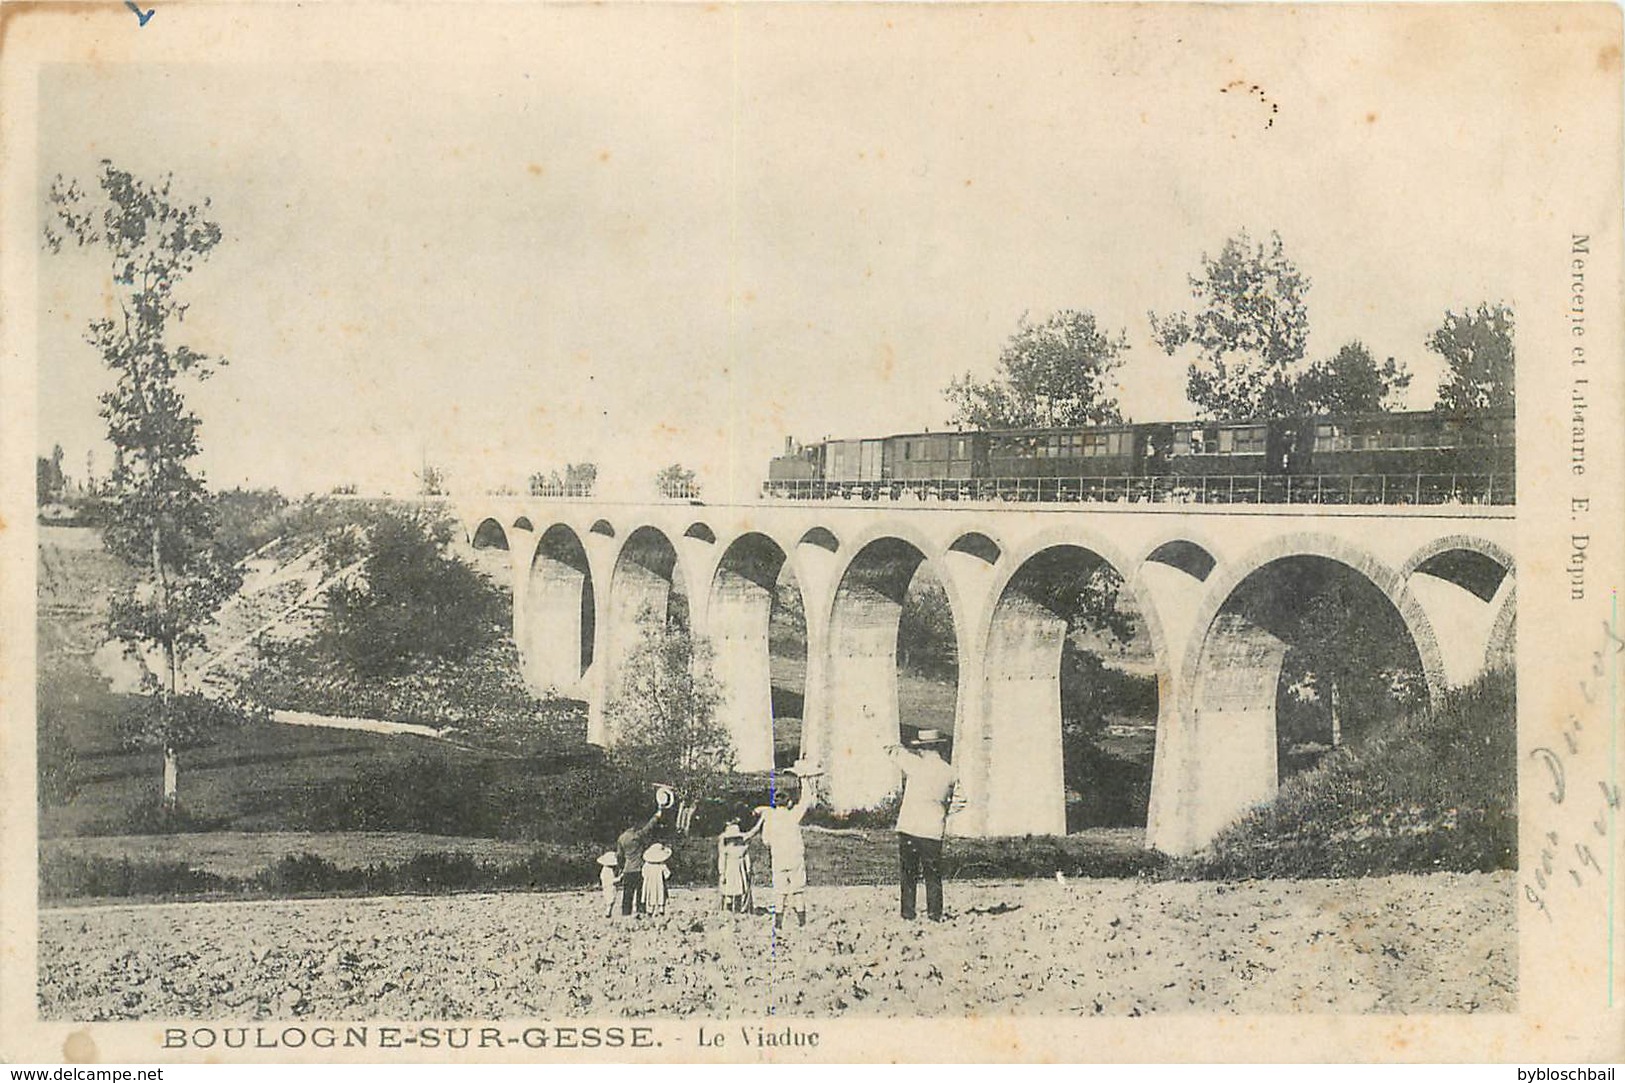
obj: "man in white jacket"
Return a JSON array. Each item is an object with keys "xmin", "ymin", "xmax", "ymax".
[{"xmin": 885, "ymin": 729, "xmax": 960, "ymax": 922}]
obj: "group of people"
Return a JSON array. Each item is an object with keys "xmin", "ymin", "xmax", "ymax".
[{"xmin": 596, "ymin": 728, "xmax": 963, "ymax": 926}]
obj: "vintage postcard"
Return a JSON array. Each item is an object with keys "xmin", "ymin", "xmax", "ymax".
[{"xmin": 1, "ymin": 0, "xmax": 1621, "ymax": 1065}]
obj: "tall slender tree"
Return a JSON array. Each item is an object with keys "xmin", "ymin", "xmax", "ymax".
[{"xmin": 46, "ymin": 161, "xmax": 242, "ymax": 810}]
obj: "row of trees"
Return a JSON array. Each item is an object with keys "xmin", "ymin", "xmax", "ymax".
[{"xmin": 949, "ymin": 230, "xmax": 1513, "ymax": 429}]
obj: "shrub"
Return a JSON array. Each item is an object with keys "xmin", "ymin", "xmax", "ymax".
[
  {"xmin": 255, "ymin": 852, "xmax": 364, "ymax": 894},
  {"xmin": 114, "ymin": 797, "xmax": 230, "ymax": 835},
  {"xmin": 320, "ymin": 510, "xmax": 507, "ymax": 677},
  {"xmin": 40, "ymin": 853, "xmax": 231, "ymax": 900},
  {"xmin": 806, "ymin": 793, "xmax": 903, "ymax": 831}
]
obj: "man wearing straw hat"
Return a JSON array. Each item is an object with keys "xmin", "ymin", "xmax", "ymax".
[{"xmin": 885, "ymin": 729, "xmax": 960, "ymax": 922}]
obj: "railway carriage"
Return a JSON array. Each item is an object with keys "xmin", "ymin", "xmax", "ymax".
[{"xmin": 764, "ymin": 409, "xmax": 1513, "ymax": 506}]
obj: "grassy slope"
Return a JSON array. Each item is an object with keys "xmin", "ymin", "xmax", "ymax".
[{"xmin": 1178, "ymin": 668, "xmax": 1516, "ymax": 879}]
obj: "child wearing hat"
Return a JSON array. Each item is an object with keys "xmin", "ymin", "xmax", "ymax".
[
  {"xmin": 717, "ymin": 817, "xmax": 761, "ymax": 913},
  {"xmin": 640, "ymin": 842, "xmax": 673, "ymax": 916},
  {"xmin": 596, "ymin": 852, "xmax": 622, "ymax": 918}
]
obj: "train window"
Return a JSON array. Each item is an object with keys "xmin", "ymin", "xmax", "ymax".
[
  {"xmin": 1173, "ymin": 430, "xmax": 1190, "ymax": 456},
  {"xmin": 954, "ymin": 437, "xmax": 968, "ymax": 458},
  {"xmin": 1217, "ymin": 429, "xmax": 1234, "ymax": 453},
  {"xmin": 1229, "ymin": 426, "xmax": 1267, "ymax": 454}
]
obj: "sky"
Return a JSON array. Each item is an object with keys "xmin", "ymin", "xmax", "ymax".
[{"xmin": 34, "ymin": 4, "xmax": 1557, "ymax": 502}]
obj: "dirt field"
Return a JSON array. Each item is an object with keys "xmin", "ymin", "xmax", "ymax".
[{"xmin": 39, "ymin": 872, "xmax": 1515, "ymax": 1019}]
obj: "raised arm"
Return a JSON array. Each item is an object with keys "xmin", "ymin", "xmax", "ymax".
[
  {"xmin": 884, "ymin": 744, "xmax": 914, "ymax": 775},
  {"xmin": 792, "ymin": 775, "xmax": 818, "ymax": 820}
]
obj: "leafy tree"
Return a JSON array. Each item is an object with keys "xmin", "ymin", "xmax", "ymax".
[
  {"xmin": 36, "ymin": 447, "xmax": 66, "ymax": 505},
  {"xmin": 212, "ymin": 487, "xmax": 290, "ymax": 563},
  {"xmin": 36, "ymin": 668, "xmax": 83, "ymax": 810},
  {"xmin": 1294, "ymin": 341, "xmax": 1412, "ymax": 415},
  {"xmin": 945, "ymin": 309, "xmax": 1125, "ymax": 429},
  {"xmin": 1428, "ymin": 303, "xmax": 1514, "ymax": 413},
  {"xmin": 897, "ymin": 577, "xmax": 957, "ymax": 678},
  {"xmin": 656, "ymin": 463, "xmax": 700, "ymax": 498},
  {"xmin": 565, "ymin": 462, "xmax": 598, "ymax": 493},
  {"xmin": 320, "ymin": 510, "xmax": 507, "ymax": 677},
  {"xmin": 1150, "ymin": 230, "xmax": 1312, "ymax": 419},
  {"xmin": 46, "ymin": 161, "xmax": 244, "ymax": 810},
  {"xmin": 607, "ymin": 613, "xmax": 734, "ymax": 803},
  {"xmin": 417, "ymin": 463, "xmax": 447, "ymax": 497},
  {"xmin": 1277, "ymin": 575, "xmax": 1425, "ymax": 766}
]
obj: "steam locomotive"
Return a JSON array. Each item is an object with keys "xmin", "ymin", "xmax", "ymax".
[{"xmin": 764, "ymin": 409, "xmax": 1514, "ymax": 506}]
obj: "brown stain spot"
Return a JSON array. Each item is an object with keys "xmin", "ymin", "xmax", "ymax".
[
  {"xmin": 527, "ymin": 163, "xmax": 545, "ymax": 177},
  {"xmin": 877, "ymin": 342, "xmax": 896, "ymax": 381},
  {"xmin": 63, "ymin": 1029, "xmax": 97, "ymax": 1063},
  {"xmin": 598, "ymin": 150, "xmax": 612, "ymax": 163},
  {"xmin": 1600, "ymin": 43, "xmax": 1622, "ymax": 73},
  {"xmin": 963, "ymin": 178, "xmax": 973, "ymax": 187},
  {"xmin": 742, "ymin": 290, "xmax": 756, "ymax": 305},
  {"xmin": 1366, "ymin": 111, "xmax": 1379, "ymax": 124}
]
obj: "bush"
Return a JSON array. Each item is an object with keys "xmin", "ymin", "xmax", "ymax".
[
  {"xmin": 40, "ymin": 853, "xmax": 231, "ymax": 900},
  {"xmin": 290, "ymin": 751, "xmax": 658, "ymax": 846},
  {"xmin": 41, "ymin": 843, "xmax": 613, "ymax": 903},
  {"xmin": 805, "ymin": 793, "xmax": 903, "ymax": 831},
  {"xmin": 320, "ymin": 510, "xmax": 507, "ymax": 677},
  {"xmin": 114, "ymin": 798, "xmax": 230, "ymax": 835},
  {"xmin": 212, "ymin": 487, "xmax": 291, "ymax": 563},
  {"xmin": 255, "ymin": 852, "xmax": 364, "ymax": 893},
  {"xmin": 947, "ymin": 835, "xmax": 1167, "ymax": 880}
]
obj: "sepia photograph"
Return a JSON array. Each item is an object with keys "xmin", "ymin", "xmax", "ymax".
[{"xmin": 1, "ymin": 0, "xmax": 1620, "ymax": 1064}]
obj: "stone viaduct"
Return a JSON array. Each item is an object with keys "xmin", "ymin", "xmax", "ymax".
[{"xmin": 458, "ymin": 499, "xmax": 1515, "ymax": 856}]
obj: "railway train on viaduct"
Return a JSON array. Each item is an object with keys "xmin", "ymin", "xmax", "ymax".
[{"xmin": 764, "ymin": 408, "xmax": 1514, "ymax": 506}]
